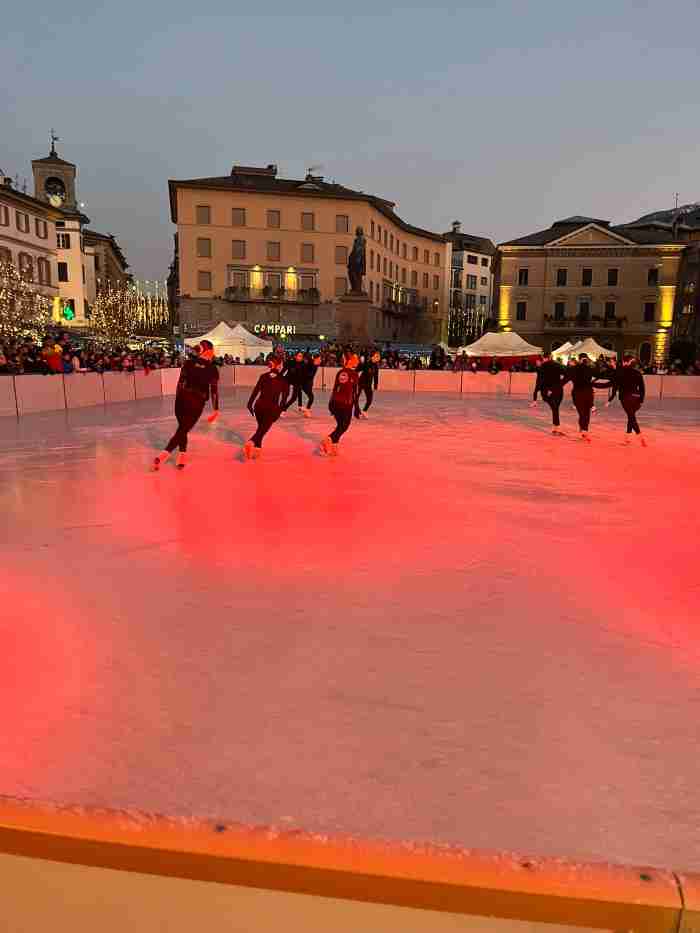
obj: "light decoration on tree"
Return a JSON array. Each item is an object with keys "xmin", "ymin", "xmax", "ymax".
[
  {"xmin": 0, "ymin": 258, "xmax": 52, "ymax": 342},
  {"xmin": 90, "ymin": 278, "xmax": 169, "ymax": 346}
]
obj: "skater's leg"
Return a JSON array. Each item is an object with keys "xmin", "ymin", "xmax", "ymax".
[
  {"xmin": 284, "ymin": 384, "xmax": 301, "ymax": 411},
  {"xmin": 622, "ymin": 395, "xmax": 641, "ymax": 434},
  {"xmin": 305, "ymin": 384, "xmax": 314, "ymax": 410},
  {"xmin": 573, "ymin": 390, "xmax": 592, "ymax": 432},
  {"xmin": 363, "ymin": 385, "xmax": 374, "ymax": 412},
  {"xmin": 251, "ymin": 407, "xmax": 278, "ymax": 447},
  {"xmin": 166, "ymin": 396, "xmax": 203, "ymax": 454},
  {"xmin": 330, "ymin": 404, "xmax": 353, "ymax": 443}
]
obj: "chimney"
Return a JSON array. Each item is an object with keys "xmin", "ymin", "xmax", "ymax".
[
  {"xmin": 452, "ymin": 220, "xmax": 462, "ymax": 234},
  {"xmin": 1, "ymin": 176, "xmax": 12, "ymax": 188}
]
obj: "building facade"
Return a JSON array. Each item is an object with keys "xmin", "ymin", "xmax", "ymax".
[
  {"xmin": 0, "ymin": 175, "xmax": 61, "ymax": 308},
  {"xmin": 169, "ymin": 164, "xmax": 451, "ymax": 344},
  {"xmin": 497, "ymin": 216, "xmax": 685, "ymax": 365},
  {"xmin": 443, "ymin": 221, "xmax": 495, "ymax": 347},
  {"xmin": 82, "ymin": 229, "xmax": 131, "ymax": 303}
]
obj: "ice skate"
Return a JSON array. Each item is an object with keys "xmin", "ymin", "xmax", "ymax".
[
  {"xmin": 279, "ymin": 410, "xmax": 286, "ymax": 418},
  {"xmin": 330, "ymin": 442, "xmax": 339, "ymax": 456},
  {"xmin": 302, "ymin": 409, "xmax": 312, "ymax": 418},
  {"xmin": 580, "ymin": 431, "xmax": 591, "ymax": 443},
  {"xmin": 153, "ymin": 450, "xmax": 170, "ymax": 471},
  {"xmin": 243, "ymin": 440, "xmax": 254, "ymax": 460},
  {"xmin": 624, "ymin": 436, "xmax": 632, "ymax": 445},
  {"xmin": 252, "ymin": 447, "xmax": 262, "ymax": 460},
  {"xmin": 639, "ymin": 435, "xmax": 647, "ymax": 447},
  {"xmin": 297, "ymin": 406, "xmax": 303, "ymax": 414},
  {"xmin": 320, "ymin": 436, "xmax": 333, "ymax": 456},
  {"xmin": 360, "ymin": 411, "xmax": 368, "ymax": 419},
  {"xmin": 551, "ymin": 427, "xmax": 564, "ymax": 436},
  {"xmin": 176, "ymin": 452, "xmax": 187, "ymax": 470}
]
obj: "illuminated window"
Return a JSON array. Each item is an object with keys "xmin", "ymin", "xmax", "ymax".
[
  {"xmin": 267, "ymin": 210, "xmax": 280, "ymax": 228},
  {"xmin": 232, "ymin": 240, "xmax": 246, "ymax": 260},
  {"xmin": 198, "ymin": 271, "xmax": 212, "ymax": 290},
  {"xmin": 301, "ymin": 243, "xmax": 314, "ymax": 263},
  {"xmin": 196, "ymin": 205, "xmax": 211, "ymax": 224},
  {"xmin": 196, "ymin": 237, "xmax": 211, "ymax": 258},
  {"xmin": 232, "ymin": 208, "xmax": 246, "ymax": 226}
]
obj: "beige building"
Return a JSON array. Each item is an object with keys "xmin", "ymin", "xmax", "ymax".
[
  {"xmin": 168, "ymin": 164, "xmax": 451, "ymax": 344},
  {"xmin": 496, "ymin": 216, "xmax": 685, "ymax": 365},
  {"xmin": 0, "ymin": 175, "xmax": 61, "ymax": 307},
  {"xmin": 83, "ymin": 229, "xmax": 130, "ymax": 296}
]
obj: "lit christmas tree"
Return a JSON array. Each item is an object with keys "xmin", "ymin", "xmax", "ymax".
[
  {"xmin": 0, "ymin": 258, "xmax": 52, "ymax": 343},
  {"xmin": 90, "ymin": 279, "xmax": 169, "ymax": 346}
]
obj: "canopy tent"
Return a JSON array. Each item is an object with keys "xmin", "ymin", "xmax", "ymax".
[
  {"xmin": 568, "ymin": 337, "xmax": 616, "ymax": 360},
  {"xmin": 551, "ymin": 341, "xmax": 575, "ymax": 359},
  {"xmin": 458, "ymin": 331, "xmax": 543, "ymax": 357},
  {"xmin": 185, "ymin": 322, "xmax": 273, "ymax": 360}
]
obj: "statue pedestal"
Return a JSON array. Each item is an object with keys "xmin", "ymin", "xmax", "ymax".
[{"xmin": 337, "ymin": 291, "xmax": 371, "ymax": 344}]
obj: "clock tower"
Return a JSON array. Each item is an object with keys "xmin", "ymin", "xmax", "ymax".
[{"xmin": 31, "ymin": 131, "xmax": 78, "ymax": 211}]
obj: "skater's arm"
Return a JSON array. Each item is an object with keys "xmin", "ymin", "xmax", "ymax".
[
  {"xmin": 533, "ymin": 371, "xmax": 542, "ymax": 400},
  {"xmin": 280, "ymin": 378, "xmax": 290, "ymax": 409},
  {"xmin": 210, "ymin": 369, "xmax": 220, "ymax": 410},
  {"xmin": 638, "ymin": 372, "xmax": 645, "ymax": 403},
  {"xmin": 592, "ymin": 377, "xmax": 612, "ymax": 389},
  {"xmin": 373, "ymin": 365, "xmax": 379, "ymax": 390},
  {"xmin": 247, "ymin": 377, "xmax": 262, "ymax": 413}
]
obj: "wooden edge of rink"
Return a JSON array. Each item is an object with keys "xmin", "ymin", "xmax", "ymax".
[{"xmin": 0, "ymin": 800, "xmax": 696, "ymax": 931}]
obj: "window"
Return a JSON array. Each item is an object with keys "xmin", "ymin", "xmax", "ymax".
[
  {"xmin": 301, "ymin": 243, "xmax": 314, "ymax": 263},
  {"xmin": 266, "ymin": 272, "xmax": 282, "ymax": 292},
  {"xmin": 94, "ymin": 255, "xmax": 100, "ymax": 272},
  {"xmin": 424, "ymin": 249, "xmax": 429, "ymax": 264},
  {"xmin": 554, "ymin": 301, "xmax": 565, "ymax": 321},
  {"xmin": 57, "ymin": 232, "xmax": 71, "ymax": 249},
  {"xmin": 383, "ymin": 230, "xmax": 388, "ymax": 247},
  {"xmin": 196, "ymin": 237, "xmax": 211, "ymax": 258},
  {"xmin": 423, "ymin": 272, "xmax": 429, "ymax": 288},
  {"xmin": 58, "ymin": 261, "xmax": 69, "ymax": 282},
  {"xmin": 518, "ymin": 268, "xmax": 529, "ymax": 286},
  {"xmin": 35, "ymin": 219, "xmax": 48, "ymax": 239},
  {"xmin": 82, "ymin": 265, "xmax": 86, "ymax": 284},
  {"xmin": 198, "ymin": 270, "xmax": 212, "ymax": 290},
  {"xmin": 389, "ymin": 261, "xmax": 393, "ymax": 279},
  {"xmin": 516, "ymin": 301, "xmax": 527, "ymax": 321},
  {"xmin": 16, "ymin": 212, "xmax": 30, "ymax": 233},
  {"xmin": 402, "ymin": 243, "xmax": 407, "ymax": 259},
  {"xmin": 0, "ymin": 245, "xmax": 12, "ymax": 264},
  {"xmin": 608, "ymin": 268, "xmax": 619, "ymax": 286},
  {"xmin": 582, "ymin": 268, "xmax": 592, "ymax": 286},
  {"xmin": 433, "ymin": 275, "xmax": 440, "ymax": 290},
  {"xmin": 18, "ymin": 253, "xmax": 33, "ymax": 280},
  {"xmin": 390, "ymin": 234, "xmax": 394, "ymax": 251},
  {"xmin": 230, "ymin": 271, "xmax": 247, "ymax": 289},
  {"xmin": 370, "ymin": 250, "xmax": 374, "ymax": 271},
  {"xmin": 411, "ymin": 270, "xmax": 418, "ymax": 286},
  {"xmin": 556, "ymin": 268, "xmax": 567, "ymax": 287},
  {"xmin": 369, "ymin": 281, "xmax": 374, "ymax": 301},
  {"xmin": 232, "ymin": 240, "xmax": 246, "ymax": 260},
  {"xmin": 412, "ymin": 246, "xmax": 418, "ymax": 261},
  {"xmin": 401, "ymin": 267, "xmax": 407, "ymax": 284},
  {"xmin": 0, "ymin": 205, "xmax": 9, "ymax": 226},
  {"xmin": 480, "ymin": 276, "xmax": 488, "ymax": 286},
  {"xmin": 648, "ymin": 267, "xmax": 659, "ymax": 286},
  {"xmin": 299, "ymin": 273, "xmax": 315, "ymax": 291},
  {"xmin": 481, "ymin": 257, "xmax": 489, "ymax": 267},
  {"xmin": 377, "ymin": 225, "xmax": 381, "ymax": 241},
  {"xmin": 196, "ymin": 205, "xmax": 211, "ymax": 224},
  {"xmin": 434, "ymin": 252, "xmax": 440, "ymax": 266},
  {"xmin": 466, "ymin": 274, "xmax": 477, "ymax": 290},
  {"xmin": 467, "ymin": 255, "xmax": 478, "ymax": 265},
  {"xmin": 267, "ymin": 210, "xmax": 280, "ymax": 228},
  {"xmin": 336, "ymin": 214, "xmax": 349, "ymax": 233},
  {"xmin": 383, "ymin": 258, "xmax": 387, "ymax": 275},
  {"xmin": 479, "ymin": 295, "xmax": 487, "ymax": 305},
  {"xmin": 232, "ymin": 208, "xmax": 246, "ymax": 226},
  {"xmin": 301, "ymin": 212, "xmax": 315, "ymax": 231},
  {"xmin": 605, "ymin": 301, "xmax": 616, "ymax": 320},
  {"xmin": 644, "ymin": 301, "xmax": 656, "ymax": 322},
  {"xmin": 37, "ymin": 258, "xmax": 51, "ymax": 284},
  {"xmin": 335, "ymin": 245, "xmax": 348, "ymax": 265},
  {"xmin": 267, "ymin": 241, "xmax": 281, "ymax": 261},
  {"xmin": 371, "ymin": 220, "xmax": 375, "ymax": 237},
  {"xmin": 577, "ymin": 301, "xmax": 590, "ymax": 321},
  {"xmin": 334, "ymin": 276, "xmax": 347, "ymax": 297}
]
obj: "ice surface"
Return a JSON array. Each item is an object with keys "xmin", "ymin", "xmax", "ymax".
[{"xmin": 1, "ymin": 390, "xmax": 699, "ymax": 871}]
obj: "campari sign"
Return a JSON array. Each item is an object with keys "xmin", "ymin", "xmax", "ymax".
[{"xmin": 253, "ymin": 323, "xmax": 297, "ymax": 337}]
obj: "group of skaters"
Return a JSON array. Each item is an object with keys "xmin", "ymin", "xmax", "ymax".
[
  {"xmin": 153, "ymin": 344, "xmax": 380, "ymax": 470},
  {"xmin": 532, "ymin": 352, "xmax": 647, "ymax": 444},
  {"xmin": 153, "ymin": 343, "xmax": 648, "ymax": 471}
]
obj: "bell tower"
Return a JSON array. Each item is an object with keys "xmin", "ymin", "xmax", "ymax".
[{"xmin": 31, "ymin": 130, "xmax": 78, "ymax": 211}]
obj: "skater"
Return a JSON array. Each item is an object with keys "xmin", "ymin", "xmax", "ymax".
[
  {"xmin": 153, "ymin": 340, "xmax": 219, "ymax": 471},
  {"xmin": 299, "ymin": 352, "xmax": 321, "ymax": 417},
  {"xmin": 321, "ymin": 352, "xmax": 360, "ymax": 456},
  {"xmin": 563, "ymin": 353, "xmax": 611, "ymax": 442},
  {"xmin": 531, "ymin": 351, "xmax": 567, "ymax": 434},
  {"xmin": 282, "ymin": 351, "xmax": 306, "ymax": 414},
  {"xmin": 355, "ymin": 350, "xmax": 380, "ymax": 419},
  {"xmin": 244, "ymin": 354, "xmax": 290, "ymax": 459},
  {"xmin": 615, "ymin": 356, "xmax": 647, "ymax": 445}
]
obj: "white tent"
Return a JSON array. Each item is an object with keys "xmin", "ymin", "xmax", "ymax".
[
  {"xmin": 458, "ymin": 331, "xmax": 543, "ymax": 357},
  {"xmin": 186, "ymin": 322, "xmax": 273, "ymax": 361},
  {"xmin": 551, "ymin": 341, "xmax": 575, "ymax": 359},
  {"xmin": 569, "ymin": 337, "xmax": 616, "ymax": 360}
]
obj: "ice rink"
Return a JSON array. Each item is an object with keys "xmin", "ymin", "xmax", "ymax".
[{"xmin": 1, "ymin": 388, "xmax": 699, "ymax": 872}]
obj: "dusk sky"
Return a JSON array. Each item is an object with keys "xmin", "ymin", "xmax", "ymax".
[{"xmin": 2, "ymin": 0, "xmax": 699, "ymax": 281}]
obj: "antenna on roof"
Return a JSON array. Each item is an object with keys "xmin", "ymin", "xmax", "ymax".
[{"xmin": 675, "ymin": 192, "xmax": 679, "ymax": 210}]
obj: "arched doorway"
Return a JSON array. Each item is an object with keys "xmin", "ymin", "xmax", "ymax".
[{"xmin": 639, "ymin": 342, "xmax": 652, "ymax": 366}]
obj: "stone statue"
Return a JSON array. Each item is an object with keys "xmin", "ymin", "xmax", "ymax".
[{"xmin": 347, "ymin": 226, "xmax": 366, "ymax": 294}]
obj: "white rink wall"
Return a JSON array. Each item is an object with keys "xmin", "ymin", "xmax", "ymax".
[{"xmin": 0, "ymin": 368, "xmax": 699, "ymax": 417}]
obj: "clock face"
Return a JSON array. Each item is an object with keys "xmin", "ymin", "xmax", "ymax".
[
  {"xmin": 49, "ymin": 194, "xmax": 64, "ymax": 208},
  {"xmin": 45, "ymin": 176, "xmax": 66, "ymax": 204}
]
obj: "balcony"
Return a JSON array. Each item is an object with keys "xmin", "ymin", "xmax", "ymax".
[
  {"xmin": 543, "ymin": 314, "xmax": 627, "ymax": 331},
  {"xmin": 381, "ymin": 299, "xmax": 426, "ymax": 316},
  {"xmin": 224, "ymin": 286, "xmax": 320, "ymax": 304}
]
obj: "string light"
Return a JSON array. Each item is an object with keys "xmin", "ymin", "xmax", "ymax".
[
  {"xmin": 91, "ymin": 277, "xmax": 169, "ymax": 346},
  {"xmin": 0, "ymin": 258, "xmax": 52, "ymax": 342}
]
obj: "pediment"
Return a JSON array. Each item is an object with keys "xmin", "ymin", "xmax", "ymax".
[{"xmin": 550, "ymin": 224, "xmax": 634, "ymax": 247}]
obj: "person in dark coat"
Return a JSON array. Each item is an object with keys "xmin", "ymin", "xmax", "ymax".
[
  {"xmin": 322, "ymin": 352, "xmax": 359, "ymax": 456},
  {"xmin": 614, "ymin": 357, "xmax": 647, "ymax": 446},
  {"xmin": 244, "ymin": 354, "xmax": 290, "ymax": 459},
  {"xmin": 282, "ymin": 351, "xmax": 306, "ymax": 413},
  {"xmin": 562, "ymin": 354, "xmax": 612, "ymax": 442},
  {"xmin": 355, "ymin": 350, "xmax": 380, "ymax": 418},
  {"xmin": 531, "ymin": 351, "xmax": 568, "ymax": 434},
  {"xmin": 299, "ymin": 352, "xmax": 321, "ymax": 417}
]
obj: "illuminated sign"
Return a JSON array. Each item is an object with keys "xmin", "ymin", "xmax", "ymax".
[{"xmin": 253, "ymin": 323, "xmax": 297, "ymax": 336}]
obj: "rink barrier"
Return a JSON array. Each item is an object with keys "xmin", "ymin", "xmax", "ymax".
[
  {"xmin": 2, "ymin": 370, "xmax": 700, "ymax": 417},
  {"xmin": 0, "ymin": 800, "xmax": 696, "ymax": 932}
]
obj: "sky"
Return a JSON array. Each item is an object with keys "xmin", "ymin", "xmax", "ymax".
[{"xmin": 2, "ymin": 0, "xmax": 700, "ymax": 281}]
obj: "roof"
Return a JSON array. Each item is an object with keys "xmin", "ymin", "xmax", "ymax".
[
  {"xmin": 83, "ymin": 229, "xmax": 129, "ymax": 270},
  {"xmin": 0, "ymin": 181, "xmax": 61, "ymax": 217},
  {"xmin": 443, "ymin": 230, "xmax": 496, "ymax": 255},
  {"xmin": 31, "ymin": 150, "xmax": 76, "ymax": 168},
  {"xmin": 168, "ymin": 168, "xmax": 447, "ymax": 243},
  {"xmin": 630, "ymin": 203, "xmax": 700, "ymax": 228},
  {"xmin": 500, "ymin": 218, "xmax": 683, "ymax": 248}
]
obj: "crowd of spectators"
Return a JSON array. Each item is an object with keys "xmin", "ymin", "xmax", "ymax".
[{"xmin": 3, "ymin": 332, "xmax": 700, "ymax": 376}]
